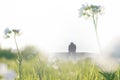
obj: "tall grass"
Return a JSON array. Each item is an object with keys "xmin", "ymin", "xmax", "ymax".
[{"xmin": 1, "ymin": 56, "xmax": 120, "ymax": 80}]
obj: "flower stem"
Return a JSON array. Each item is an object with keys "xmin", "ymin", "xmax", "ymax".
[
  {"xmin": 14, "ymin": 34, "xmax": 22, "ymax": 80},
  {"xmin": 92, "ymin": 14, "xmax": 101, "ymax": 53}
]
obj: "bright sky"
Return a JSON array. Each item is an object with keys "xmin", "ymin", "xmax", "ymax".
[{"xmin": 0, "ymin": 0, "xmax": 120, "ymax": 53}]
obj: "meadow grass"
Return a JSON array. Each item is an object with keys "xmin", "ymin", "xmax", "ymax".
[{"xmin": 1, "ymin": 56, "xmax": 120, "ymax": 80}]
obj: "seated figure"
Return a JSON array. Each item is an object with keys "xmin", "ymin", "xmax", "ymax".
[{"xmin": 68, "ymin": 42, "xmax": 76, "ymax": 53}]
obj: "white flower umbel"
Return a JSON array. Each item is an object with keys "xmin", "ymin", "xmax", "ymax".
[{"xmin": 79, "ymin": 4, "xmax": 103, "ymax": 18}]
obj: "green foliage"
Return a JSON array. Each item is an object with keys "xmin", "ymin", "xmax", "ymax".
[
  {"xmin": 0, "ymin": 49, "xmax": 17, "ymax": 59},
  {"xmin": 1, "ymin": 57, "xmax": 120, "ymax": 80},
  {"xmin": 99, "ymin": 71, "xmax": 116, "ymax": 80},
  {"xmin": 0, "ymin": 76, "xmax": 3, "ymax": 79},
  {"xmin": 21, "ymin": 46, "xmax": 39, "ymax": 60}
]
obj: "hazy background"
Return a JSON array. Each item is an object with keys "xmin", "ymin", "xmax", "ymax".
[{"xmin": 0, "ymin": 0, "xmax": 120, "ymax": 53}]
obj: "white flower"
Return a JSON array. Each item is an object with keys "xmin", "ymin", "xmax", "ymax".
[
  {"xmin": 79, "ymin": 4, "xmax": 86, "ymax": 17},
  {"xmin": 79, "ymin": 4, "xmax": 103, "ymax": 18},
  {"xmin": 4, "ymin": 28, "xmax": 11, "ymax": 35},
  {"xmin": 4, "ymin": 28, "xmax": 12, "ymax": 38}
]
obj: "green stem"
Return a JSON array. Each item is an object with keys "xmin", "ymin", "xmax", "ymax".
[
  {"xmin": 92, "ymin": 14, "xmax": 101, "ymax": 53},
  {"xmin": 14, "ymin": 34, "xmax": 22, "ymax": 80}
]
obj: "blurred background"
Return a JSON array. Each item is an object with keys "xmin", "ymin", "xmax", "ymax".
[{"xmin": 0, "ymin": 0, "xmax": 120, "ymax": 53}]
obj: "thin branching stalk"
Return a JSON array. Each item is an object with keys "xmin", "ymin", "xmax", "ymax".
[
  {"xmin": 4, "ymin": 28, "xmax": 22, "ymax": 80},
  {"xmin": 79, "ymin": 4, "xmax": 103, "ymax": 53},
  {"xmin": 14, "ymin": 34, "xmax": 22, "ymax": 80},
  {"xmin": 92, "ymin": 14, "xmax": 101, "ymax": 52}
]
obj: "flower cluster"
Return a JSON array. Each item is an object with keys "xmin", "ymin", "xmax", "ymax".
[
  {"xmin": 79, "ymin": 4, "xmax": 103, "ymax": 18},
  {"xmin": 4, "ymin": 28, "xmax": 20, "ymax": 38}
]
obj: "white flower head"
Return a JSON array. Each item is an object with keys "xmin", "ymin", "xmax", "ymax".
[
  {"xmin": 79, "ymin": 4, "xmax": 87, "ymax": 17},
  {"xmin": 79, "ymin": 4, "xmax": 104, "ymax": 18},
  {"xmin": 4, "ymin": 28, "xmax": 21, "ymax": 38},
  {"xmin": 4, "ymin": 28, "xmax": 12, "ymax": 38},
  {"xmin": 4, "ymin": 28, "xmax": 11, "ymax": 35}
]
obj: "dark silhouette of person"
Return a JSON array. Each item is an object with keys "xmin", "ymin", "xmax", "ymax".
[{"xmin": 68, "ymin": 42, "xmax": 76, "ymax": 53}]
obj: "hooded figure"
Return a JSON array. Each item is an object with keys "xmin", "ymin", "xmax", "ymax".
[{"xmin": 68, "ymin": 42, "xmax": 76, "ymax": 53}]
